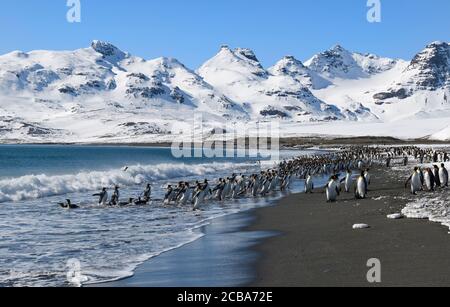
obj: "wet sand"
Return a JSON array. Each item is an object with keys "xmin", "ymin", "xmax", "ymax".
[
  {"xmin": 248, "ymin": 167, "xmax": 450, "ymax": 287},
  {"xmin": 92, "ymin": 212, "xmax": 274, "ymax": 287}
]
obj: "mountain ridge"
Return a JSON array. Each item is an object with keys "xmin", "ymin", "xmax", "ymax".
[{"xmin": 1, "ymin": 40, "xmax": 450, "ymax": 142}]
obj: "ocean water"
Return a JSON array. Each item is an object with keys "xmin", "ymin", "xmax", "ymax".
[{"xmin": 0, "ymin": 145, "xmax": 327, "ymax": 287}]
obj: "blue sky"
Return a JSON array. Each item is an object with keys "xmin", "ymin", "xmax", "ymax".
[{"xmin": 1, "ymin": 0, "xmax": 449, "ymax": 68}]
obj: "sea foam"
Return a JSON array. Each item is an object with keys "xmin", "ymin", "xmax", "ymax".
[{"xmin": 0, "ymin": 162, "xmax": 252, "ymax": 203}]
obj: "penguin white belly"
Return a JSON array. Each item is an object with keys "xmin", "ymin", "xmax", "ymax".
[
  {"xmin": 194, "ymin": 191, "xmax": 206, "ymax": 209},
  {"xmin": 180, "ymin": 190, "xmax": 191, "ymax": 205},
  {"xmin": 252, "ymin": 182, "xmax": 259, "ymax": 196},
  {"xmin": 305, "ymin": 177, "xmax": 313, "ymax": 192},
  {"xmin": 344, "ymin": 175, "xmax": 352, "ymax": 192},
  {"xmin": 365, "ymin": 174, "xmax": 371, "ymax": 185},
  {"xmin": 357, "ymin": 178, "xmax": 366, "ymax": 198},
  {"xmin": 424, "ymin": 172, "xmax": 432, "ymax": 190},
  {"xmin": 439, "ymin": 169, "xmax": 447, "ymax": 186},
  {"xmin": 326, "ymin": 182, "xmax": 338, "ymax": 201},
  {"xmin": 222, "ymin": 184, "xmax": 231, "ymax": 199},
  {"xmin": 411, "ymin": 173, "xmax": 421, "ymax": 193}
]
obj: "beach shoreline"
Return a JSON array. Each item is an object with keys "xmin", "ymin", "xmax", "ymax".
[
  {"xmin": 90, "ymin": 211, "xmax": 276, "ymax": 287},
  {"xmin": 89, "ymin": 165, "xmax": 450, "ymax": 288},
  {"xmin": 247, "ymin": 166, "xmax": 450, "ymax": 287}
]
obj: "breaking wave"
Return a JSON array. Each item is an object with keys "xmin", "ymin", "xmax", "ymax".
[{"xmin": 0, "ymin": 162, "xmax": 253, "ymax": 203}]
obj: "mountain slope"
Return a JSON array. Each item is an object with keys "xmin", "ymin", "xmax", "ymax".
[
  {"xmin": 0, "ymin": 41, "xmax": 449, "ymax": 143},
  {"xmin": 198, "ymin": 46, "xmax": 344, "ymax": 122},
  {"xmin": 304, "ymin": 45, "xmax": 398, "ymax": 81},
  {"xmin": 0, "ymin": 41, "xmax": 249, "ymax": 143}
]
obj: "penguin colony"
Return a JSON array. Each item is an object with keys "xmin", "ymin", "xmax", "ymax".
[{"xmin": 59, "ymin": 146, "xmax": 449, "ymax": 209}]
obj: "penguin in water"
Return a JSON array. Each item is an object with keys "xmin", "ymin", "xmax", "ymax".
[
  {"xmin": 251, "ymin": 175, "xmax": 260, "ymax": 197},
  {"xmin": 355, "ymin": 171, "xmax": 368, "ymax": 199},
  {"xmin": 109, "ymin": 186, "xmax": 120, "ymax": 206},
  {"xmin": 164, "ymin": 185, "xmax": 175, "ymax": 205},
  {"xmin": 192, "ymin": 180, "xmax": 209, "ymax": 211},
  {"xmin": 93, "ymin": 188, "xmax": 108, "ymax": 206},
  {"xmin": 179, "ymin": 182, "xmax": 192, "ymax": 206},
  {"xmin": 439, "ymin": 163, "xmax": 449, "ymax": 187},
  {"xmin": 326, "ymin": 175, "xmax": 340, "ymax": 202},
  {"xmin": 212, "ymin": 179, "xmax": 225, "ymax": 200},
  {"xmin": 58, "ymin": 199, "xmax": 79, "ymax": 209},
  {"xmin": 305, "ymin": 174, "xmax": 314, "ymax": 193},
  {"xmin": 405, "ymin": 167, "xmax": 423, "ymax": 195},
  {"xmin": 142, "ymin": 184, "xmax": 152, "ymax": 202}
]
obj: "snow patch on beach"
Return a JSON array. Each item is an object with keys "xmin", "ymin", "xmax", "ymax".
[
  {"xmin": 387, "ymin": 213, "xmax": 404, "ymax": 220},
  {"xmin": 402, "ymin": 194, "xmax": 450, "ymax": 230},
  {"xmin": 353, "ymin": 224, "xmax": 370, "ymax": 229}
]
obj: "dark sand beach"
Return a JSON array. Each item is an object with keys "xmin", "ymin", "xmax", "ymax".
[
  {"xmin": 249, "ymin": 167, "xmax": 450, "ymax": 287},
  {"xmin": 97, "ymin": 164, "xmax": 450, "ymax": 288}
]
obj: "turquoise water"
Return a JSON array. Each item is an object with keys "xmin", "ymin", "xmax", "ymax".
[
  {"xmin": 0, "ymin": 145, "xmax": 261, "ymax": 179},
  {"xmin": 0, "ymin": 145, "xmax": 325, "ymax": 287}
]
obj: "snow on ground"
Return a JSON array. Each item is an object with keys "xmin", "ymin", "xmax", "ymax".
[{"xmin": 0, "ymin": 41, "xmax": 449, "ymax": 143}]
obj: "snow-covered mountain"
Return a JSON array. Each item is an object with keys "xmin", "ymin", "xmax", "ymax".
[
  {"xmin": 0, "ymin": 41, "xmax": 249, "ymax": 143},
  {"xmin": 198, "ymin": 46, "xmax": 344, "ymax": 122},
  {"xmin": 305, "ymin": 44, "xmax": 398, "ymax": 80},
  {"xmin": 0, "ymin": 41, "xmax": 450, "ymax": 143}
]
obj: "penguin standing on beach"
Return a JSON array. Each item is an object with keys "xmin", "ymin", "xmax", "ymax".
[
  {"xmin": 433, "ymin": 165, "xmax": 441, "ymax": 188},
  {"xmin": 439, "ymin": 164, "xmax": 449, "ymax": 187},
  {"xmin": 340, "ymin": 169, "xmax": 352, "ymax": 193},
  {"xmin": 364, "ymin": 169, "xmax": 371, "ymax": 187},
  {"xmin": 355, "ymin": 171, "xmax": 368, "ymax": 199},
  {"xmin": 305, "ymin": 174, "xmax": 314, "ymax": 193},
  {"xmin": 405, "ymin": 167, "xmax": 423, "ymax": 195},
  {"xmin": 423, "ymin": 168, "xmax": 435, "ymax": 191},
  {"xmin": 326, "ymin": 176, "xmax": 340, "ymax": 202}
]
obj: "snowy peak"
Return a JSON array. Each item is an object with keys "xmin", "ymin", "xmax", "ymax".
[
  {"xmin": 199, "ymin": 46, "xmax": 345, "ymax": 122},
  {"xmin": 405, "ymin": 41, "xmax": 450, "ymax": 89},
  {"xmin": 198, "ymin": 46, "xmax": 268, "ymax": 83},
  {"xmin": 305, "ymin": 44, "xmax": 398, "ymax": 80},
  {"xmin": 91, "ymin": 40, "xmax": 127, "ymax": 61},
  {"xmin": 373, "ymin": 42, "xmax": 450, "ymax": 102},
  {"xmin": 270, "ymin": 55, "xmax": 306, "ymax": 75},
  {"xmin": 269, "ymin": 55, "xmax": 332, "ymax": 90}
]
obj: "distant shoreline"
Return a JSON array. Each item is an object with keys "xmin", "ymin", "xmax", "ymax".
[{"xmin": 1, "ymin": 136, "xmax": 450, "ymax": 148}]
